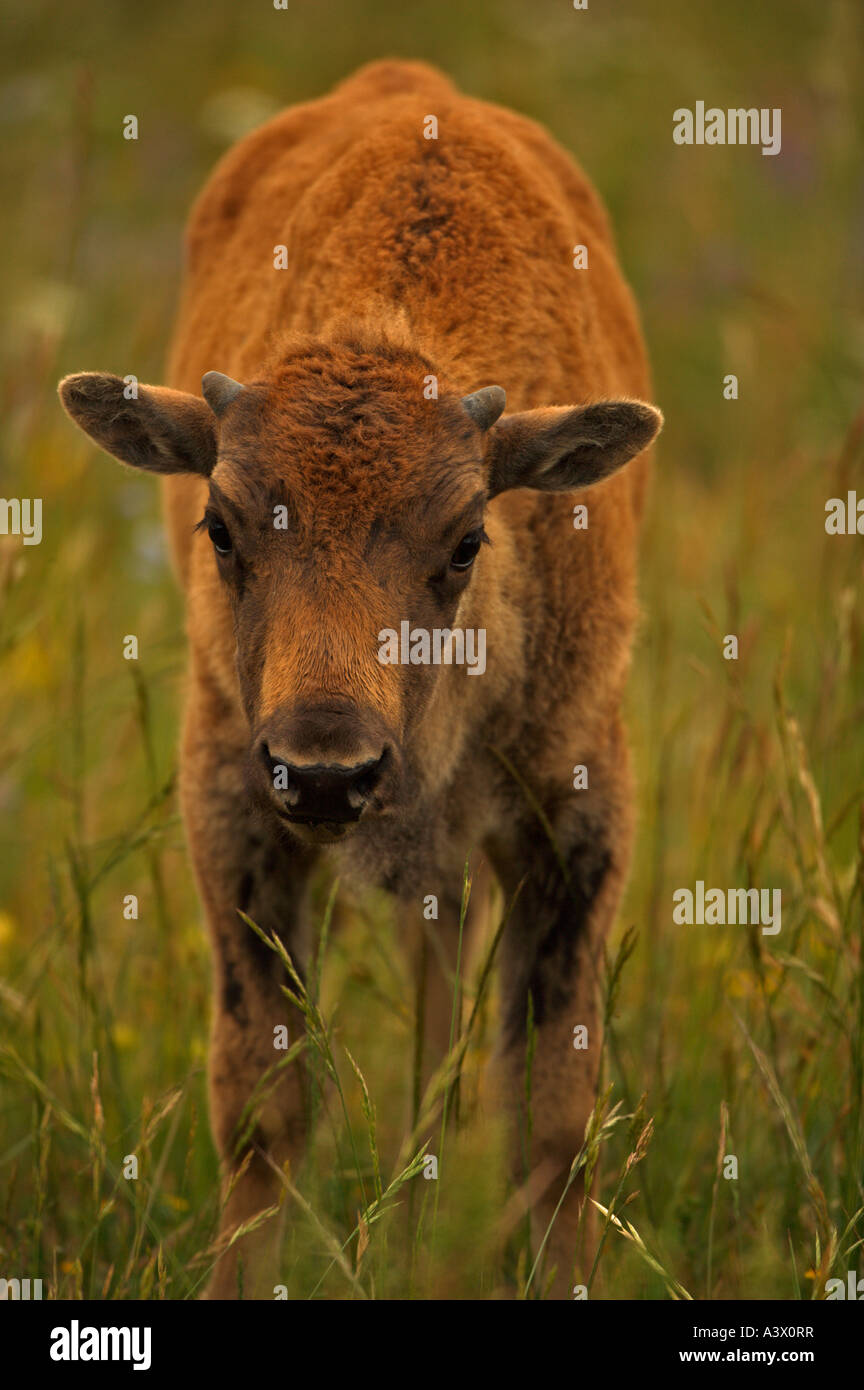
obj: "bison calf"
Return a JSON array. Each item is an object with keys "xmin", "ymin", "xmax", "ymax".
[{"xmin": 59, "ymin": 59, "xmax": 662, "ymax": 1299}]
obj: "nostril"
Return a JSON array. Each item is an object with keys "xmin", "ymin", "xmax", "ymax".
[
  {"xmin": 260, "ymin": 741, "xmax": 301, "ymax": 807},
  {"xmin": 347, "ymin": 748, "xmax": 388, "ymax": 807}
]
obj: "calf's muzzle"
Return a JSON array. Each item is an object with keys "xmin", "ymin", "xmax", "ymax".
[
  {"xmin": 262, "ymin": 745, "xmax": 388, "ymax": 825},
  {"xmin": 250, "ymin": 700, "xmax": 397, "ymax": 836}
]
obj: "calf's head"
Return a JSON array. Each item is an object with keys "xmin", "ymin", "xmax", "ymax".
[{"xmin": 59, "ymin": 342, "xmax": 661, "ymax": 844}]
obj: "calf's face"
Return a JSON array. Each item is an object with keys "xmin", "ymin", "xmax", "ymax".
[{"xmin": 59, "ymin": 344, "xmax": 661, "ymax": 845}]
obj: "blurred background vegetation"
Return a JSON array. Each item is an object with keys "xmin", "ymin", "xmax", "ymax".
[{"xmin": 1, "ymin": 0, "xmax": 862, "ymax": 1298}]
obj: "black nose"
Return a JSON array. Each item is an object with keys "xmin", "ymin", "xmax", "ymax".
[{"xmin": 261, "ymin": 745, "xmax": 387, "ymax": 824}]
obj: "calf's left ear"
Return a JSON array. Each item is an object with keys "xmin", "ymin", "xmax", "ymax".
[
  {"xmin": 58, "ymin": 372, "xmax": 218, "ymax": 476},
  {"xmin": 485, "ymin": 399, "xmax": 663, "ymax": 497}
]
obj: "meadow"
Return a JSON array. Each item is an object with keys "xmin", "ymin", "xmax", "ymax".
[{"xmin": 1, "ymin": 0, "xmax": 862, "ymax": 1299}]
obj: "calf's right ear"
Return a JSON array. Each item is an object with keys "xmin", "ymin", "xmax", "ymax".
[
  {"xmin": 485, "ymin": 399, "xmax": 663, "ymax": 497},
  {"xmin": 58, "ymin": 372, "xmax": 217, "ymax": 476}
]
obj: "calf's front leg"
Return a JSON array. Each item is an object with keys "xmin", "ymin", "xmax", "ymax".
[
  {"xmin": 181, "ymin": 705, "xmax": 316, "ymax": 1299},
  {"xmin": 489, "ymin": 742, "xmax": 633, "ymax": 1298}
]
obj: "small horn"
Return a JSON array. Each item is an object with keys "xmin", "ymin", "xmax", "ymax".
[
  {"xmin": 461, "ymin": 385, "xmax": 506, "ymax": 431},
  {"xmin": 202, "ymin": 371, "xmax": 245, "ymax": 417}
]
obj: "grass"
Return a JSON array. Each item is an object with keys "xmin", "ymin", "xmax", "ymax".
[{"xmin": 1, "ymin": 0, "xmax": 863, "ymax": 1298}]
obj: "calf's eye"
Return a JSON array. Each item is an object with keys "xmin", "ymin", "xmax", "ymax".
[
  {"xmin": 208, "ymin": 519, "xmax": 233, "ymax": 555},
  {"xmin": 450, "ymin": 530, "xmax": 482, "ymax": 571}
]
